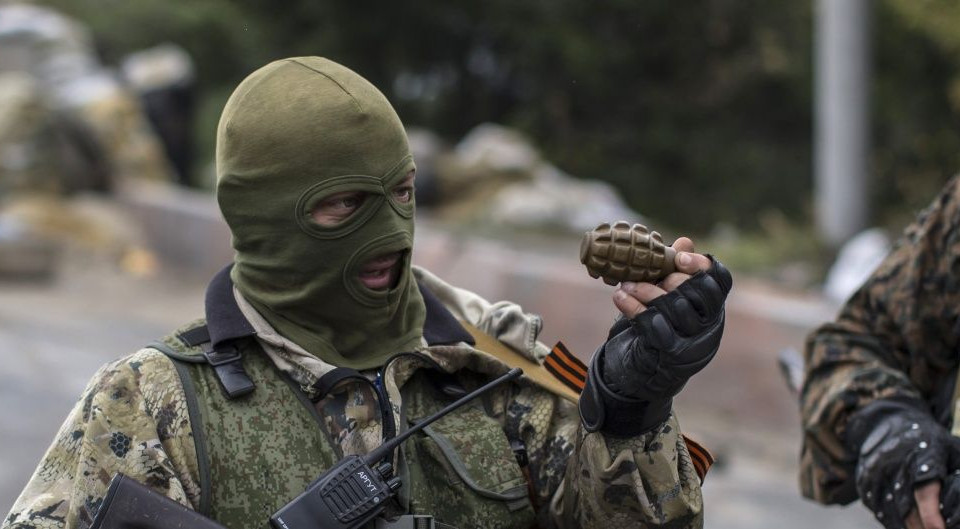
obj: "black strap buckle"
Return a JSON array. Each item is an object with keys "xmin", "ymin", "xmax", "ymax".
[
  {"xmin": 509, "ymin": 438, "xmax": 529, "ymax": 468},
  {"xmin": 203, "ymin": 342, "xmax": 255, "ymax": 399},
  {"xmin": 203, "ymin": 344, "xmax": 241, "ymax": 366}
]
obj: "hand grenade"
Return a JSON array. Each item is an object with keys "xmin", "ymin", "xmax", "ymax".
[{"xmin": 580, "ymin": 221, "xmax": 676, "ymax": 285}]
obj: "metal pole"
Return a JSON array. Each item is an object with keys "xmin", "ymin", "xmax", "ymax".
[{"xmin": 815, "ymin": 0, "xmax": 871, "ymax": 247}]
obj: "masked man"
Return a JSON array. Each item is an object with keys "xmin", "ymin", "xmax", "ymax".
[{"xmin": 4, "ymin": 57, "xmax": 731, "ymax": 529}]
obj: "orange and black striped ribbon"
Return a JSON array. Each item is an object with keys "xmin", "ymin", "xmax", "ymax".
[
  {"xmin": 681, "ymin": 434, "xmax": 715, "ymax": 482},
  {"xmin": 544, "ymin": 342, "xmax": 587, "ymax": 393}
]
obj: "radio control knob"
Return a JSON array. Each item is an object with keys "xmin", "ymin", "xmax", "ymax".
[
  {"xmin": 387, "ymin": 477, "xmax": 402, "ymax": 492},
  {"xmin": 376, "ymin": 462, "xmax": 393, "ymax": 478}
]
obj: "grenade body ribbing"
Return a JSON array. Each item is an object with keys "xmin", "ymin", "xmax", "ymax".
[{"xmin": 580, "ymin": 221, "xmax": 676, "ymax": 285}]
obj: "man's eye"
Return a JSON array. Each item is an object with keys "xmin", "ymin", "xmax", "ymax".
[
  {"xmin": 324, "ymin": 194, "xmax": 364, "ymax": 211},
  {"xmin": 338, "ymin": 196, "xmax": 360, "ymax": 209},
  {"xmin": 392, "ymin": 187, "xmax": 413, "ymax": 204},
  {"xmin": 311, "ymin": 192, "xmax": 366, "ymax": 226}
]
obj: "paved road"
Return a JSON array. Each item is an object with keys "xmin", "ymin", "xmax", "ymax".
[
  {"xmin": 0, "ymin": 256, "xmax": 205, "ymax": 518},
  {"xmin": 0, "ymin": 247, "xmax": 876, "ymax": 528}
]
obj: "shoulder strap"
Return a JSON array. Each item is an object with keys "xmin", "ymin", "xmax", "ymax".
[
  {"xmin": 146, "ymin": 339, "xmax": 213, "ymax": 515},
  {"xmin": 459, "ymin": 321, "xmax": 714, "ymax": 482}
]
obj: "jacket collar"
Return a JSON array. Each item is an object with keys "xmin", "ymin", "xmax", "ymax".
[{"xmin": 204, "ymin": 264, "xmax": 475, "ymax": 350}]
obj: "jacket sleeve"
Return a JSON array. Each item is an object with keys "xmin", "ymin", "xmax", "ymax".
[
  {"xmin": 800, "ymin": 176, "xmax": 960, "ymax": 504},
  {"xmin": 3, "ymin": 349, "xmax": 201, "ymax": 529},
  {"xmin": 503, "ymin": 384, "xmax": 702, "ymax": 529}
]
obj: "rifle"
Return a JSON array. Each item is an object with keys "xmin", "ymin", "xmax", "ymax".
[{"xmin": 90, "ymin": 473, "xmax": 228, "ymax": 529}]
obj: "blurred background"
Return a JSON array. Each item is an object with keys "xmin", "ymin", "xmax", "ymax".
[{"xmin": 2, "ymin": 0, "xmax": 959, "ymax": 527}]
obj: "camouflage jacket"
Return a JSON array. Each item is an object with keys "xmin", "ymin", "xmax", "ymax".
[
  {"xmin": 4, "ymin": 266, "xmax": 703, "ymax": 529},
  {"xmin": 801, "ymin": 176, "xmax": 960, "ymax": 504}
]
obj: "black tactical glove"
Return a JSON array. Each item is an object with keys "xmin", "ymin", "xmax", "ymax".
[
  {"xmin": 848, "ymin": 398, "xmax": 960, "ymax": 529},
  {"xmin": 579, "ymin": 257, "xmax": 731, "ymax": 437}
]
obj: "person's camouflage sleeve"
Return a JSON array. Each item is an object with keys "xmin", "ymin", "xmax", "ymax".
[
  {"xmin": 3, "ymin": 349, "xmax": 200, "ymax": 529},
  {"xmin": 503, "ymin": 384, "xmax": 702, "ymax": 528},
  {"xmin": 418, "ymin": 266, "xmax": 702, "ymax": 526},
  {"xmin": 800, "ymin": 176, "xmax": 960, "ymax": 504}
]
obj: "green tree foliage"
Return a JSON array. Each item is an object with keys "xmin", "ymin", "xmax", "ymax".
[
  {"xmin": 874, "ymin": 0, "xmax": 960, "ymax": 228},
  {"xmin": 34, "ymin": 0, "xmax": 960, "ymax": 233}
]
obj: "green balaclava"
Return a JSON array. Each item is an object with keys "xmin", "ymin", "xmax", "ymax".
[{"xmin": 216, "ymin": 57, "xmax": 426, "ymax": 370}]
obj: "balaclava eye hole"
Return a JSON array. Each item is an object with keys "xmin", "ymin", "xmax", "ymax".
[
  {"xmin": 296, "ymin": 175, "xmax": 385, "ymax": 239},
  {"xmin": 388, "ymin": 169, "xmax": 417, "ymax": 205},
  {"xmin": 383, "ymin": 166, "xmax": 416, "ymax": 218}
]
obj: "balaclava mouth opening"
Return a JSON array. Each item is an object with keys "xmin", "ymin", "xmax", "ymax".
[{"xmin": 216, "ymin": 57, "xmax": 426, "ymax": 370}]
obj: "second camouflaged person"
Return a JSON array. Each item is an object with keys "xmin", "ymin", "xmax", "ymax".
[
  {"xmin": 802, "ymin": 176, "xmax": 960, "ymax": 529},
  {"xmin": 5, "ymin": 57, "xmax": 732, "ymax": 529}
]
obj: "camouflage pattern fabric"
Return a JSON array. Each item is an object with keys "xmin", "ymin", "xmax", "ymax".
[
  {"xmin": 801, "ymin": 175, "xmax": 960, "ymax": 504},
  {"xmin": 3, "ymin": 348, "xmax": 200, "ymax": 529},
  {"xmin": 401, "ymin": 369, "xmax": 537, "ymax": 528},
  {"xmin": 315, "ymin": 378, "xmax": 384, "ymax": 457},
  {"xmin": 174, "ymin": 335, "xmax": 340, "ymax": 528},
  {"xmin": 5, "ymin": 287, "xmax": 704, "ymax": 528}
]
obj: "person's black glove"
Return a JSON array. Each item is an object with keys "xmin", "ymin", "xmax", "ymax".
[
  {"xmin": 848, "ymin": 398, "xmax": 960, "ymax": 528},
  {"xmin": 940, "ymin": 473, "xmax": 960, "ymax": 528},
  {"xmin": 579, "ymin": 257, "xmax": 731, "ymax": 437}
]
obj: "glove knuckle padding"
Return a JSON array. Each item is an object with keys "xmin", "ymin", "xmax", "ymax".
[
  {"xmin": 669, "ymin": 315, "xmax": 723, "ymax": 371},
  {"xmin": 677, "ymin": 278, "xmax": 710, "ymax": 317},
  {"xmin": 707, "ymin": 257, "xmax": 733, "ymax": 295},
  {"xmin": 646, "ymin": 259, "xmax": 729, "ymax": 333},
  {"xmin": 647, "ymin": 312, "xmax": 674, "ymax": 349},
  {"xmin": 659, "ymin": 295, "xmax": 701, "ymax": 336}
]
